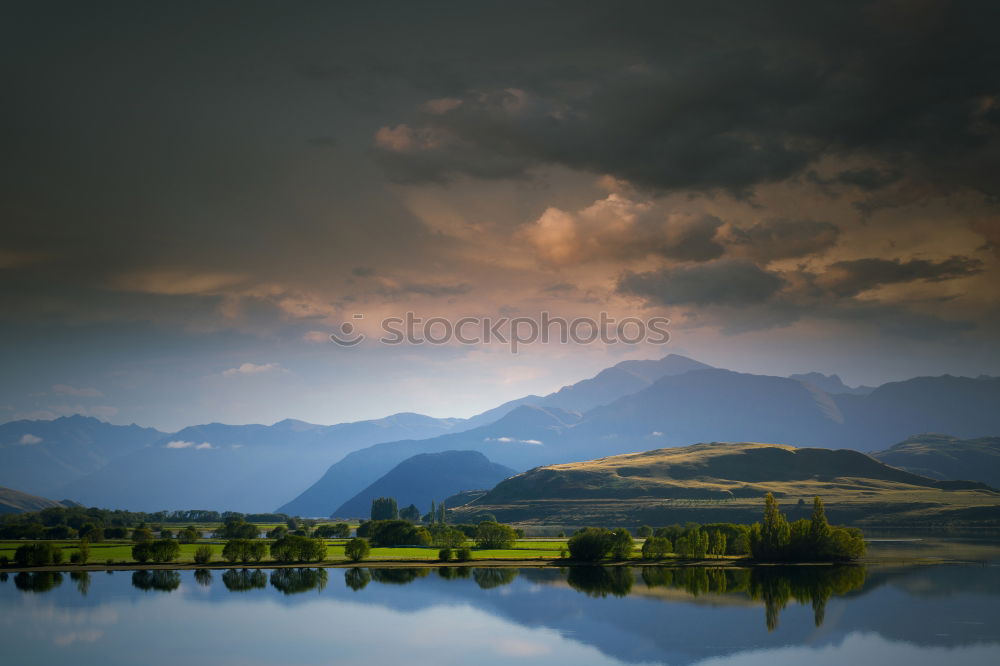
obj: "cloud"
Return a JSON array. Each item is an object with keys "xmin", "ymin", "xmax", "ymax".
[
  {"xmin": 818, "ymin": 256, "xmax": 985, "ymax": 297},
  {"xmin": 721, "ymin": 219, "xmax": 841, "ymax": 263},
  {"xmin": 19, "ymin": 434, "xmax": 42, "ymax": 445},
  {"xmin": 422, "ymin": 97, "xmax": 463, "ymax": 114},
  {"xmin": 522, "ymin": 195, "xmax": 724, "ymax": 265},
  {"xmin": 485, "ymin": 436, "xmax": 543, "ymax": 445},
  {"xmin": 618, "ymin": 260, "xmax": 787, "ymax": 306},
  {"xmin": 112, "ymin": 270, "xmax": 247, "ymax": 296},
  {"xmin": 52, "ymin": 384, "xmax": 103, "ymax": 398},
  {"xmin": 373, "ymin": 4, "xmax": 1000, "ymax": 199},
  {"xmin": 222, "ymin": 362, "xmax": 286, "ymax": 377},
  {"xmin": 302, "ymin": 331, "xmax": 331, "ymax": 343},
  {"xmin": 165, "ymin": 440, "xmax": 213, "ymax": 450}
]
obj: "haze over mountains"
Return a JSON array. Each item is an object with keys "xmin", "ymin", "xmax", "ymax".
[{"xmin": 2, "ymin": 354, "xmax": 1000, "ymax": 516}]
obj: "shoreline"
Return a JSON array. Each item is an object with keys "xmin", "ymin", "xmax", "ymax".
[{"xmin": 0, "ymin": 555, "xmax": 949, "ymax": 575}]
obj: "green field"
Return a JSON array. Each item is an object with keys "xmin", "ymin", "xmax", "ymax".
[{"xmin": 0, "ymin": 538, "xmax": 587, "ymax": 566}]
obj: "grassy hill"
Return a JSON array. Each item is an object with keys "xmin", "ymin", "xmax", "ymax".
[
  {"xmin": 0, "ymin": 486, "xmax": 70, "ymax": 514},
  {"xmin": 453, "ymin": 442, "xmax": 1000, "ymax": 527},
  {"xmin": 872, "ymin": 434, "xmax": 1000, "ymax": 488}
]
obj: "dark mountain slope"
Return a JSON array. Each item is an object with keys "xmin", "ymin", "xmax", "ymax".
[
  {"xmin": 834, "ymin": 375, "xmax": 1000, "ymax": 450},
  {"xmin": 873, "ymin": 434, "xmax": 1000, "ymax": 488},
  {"xmin": 333, "ymin": 450, "xmax": 515, "ymax": 518}
]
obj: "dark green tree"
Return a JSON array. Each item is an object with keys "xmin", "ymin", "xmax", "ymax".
[
  {"xmin": 345, "ymin": 538, "xmax": 371, "ymax": 562},
  {"xmin": 474, "ymin": 521, "xmax": 516, "ymax": 549},
  {"xmin": 371, "ymin": 497, "xmax": 399, "ymax": 521},
  {"xmin": 609, "ymin": 528, "xmax": 634, "ymax": 559},
  {"xmin": 641, "ymin": 536, "xmax": 671, "ymax": 559},
  {"xmin": 567, "ymin": 528, "xmax": 614, "ymax": 561},
  {"xmin": 399, "ymin": 504, "xmax": 421, "ymax": 523},
  {"xmin": 131, "ymin": 526, "xmax": 153, "ymax": 543}
]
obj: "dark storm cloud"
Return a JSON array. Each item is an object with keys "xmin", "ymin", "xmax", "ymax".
[
  {"xmin": 374, "ymin": 1, "xmax": 1000, "ymax": 197},
  {"xmin": 820, "ymin": 256, "xmax": 985, "ymax": 296},
  {"xmin": 654, "ymin": 215, "xmax": 725, "ymax": 262},
  {"xmin": 723, "ymin": 219, "xmax": 841, "ymax": 262},
  {"xmin": 617, "ymin": 260, "xmax": 787, "ymax": 306}
]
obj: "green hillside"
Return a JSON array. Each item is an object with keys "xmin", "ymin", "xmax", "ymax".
[
  {"xmin": 872, "ymin": 434, "xmax": 1000, "ymax": 488},
  {"xmin": 452, "ymin": 442, "xmax": 1000, "ymax": 527}
]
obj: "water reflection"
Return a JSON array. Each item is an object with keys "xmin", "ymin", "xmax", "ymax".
[
  {"xmin": 14, "ymin": 571, "xmax": 62, "ymax": 593},
  {"xmin": 369, "ymin": 568, "xmax": 428, "ymax": 586},
  {"xmin": 472, "ymin": 567, "xmax": 519, "ymax": 589},
  {"xmin": 15, "ymin": 562, "xmax": 866, "ymax": 631},
  {"xmin": 436, "ymin": 566, "xmax": 471, "ymax": 580},
  {"xmin": 567, "ymin": 566, "xmax": 633, "ymax": 598},
  {"xmin": 222, "ymin": 568, "xmax": 267, "ymax": 592},
  {"xmin": 71, "ymin": 570, "xmax": 91, "ymax": 596},
  {"xmin": 132, "ymin": 570, "xmax": 181, "ymax": 592},
  {"xmin": 1, "ymin": 560, "xmax": 997, "ymax": 665},
  {"xmin": 344, "ymin": 567, "xmax": 370, "ymax": 591},
  {"xmin": 636, "ymin": 565, "xmax": 867, "ymax": 630},
  {"xmin": 269, "ymin": 567, "xmax": 328, "ymax": 595}
]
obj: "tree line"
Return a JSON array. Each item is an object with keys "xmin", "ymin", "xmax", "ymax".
[{"xmin": 566, "ymin": 495, "xmax": 864, "ymax": 562}]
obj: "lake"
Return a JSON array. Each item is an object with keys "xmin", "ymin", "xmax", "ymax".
[{"xmin": 1, "ymin": 538, "xmax": 998, "ymax": 665}]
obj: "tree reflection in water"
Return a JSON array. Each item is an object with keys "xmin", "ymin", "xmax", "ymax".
[
  {"xmin": 269, "ymin": 568, "xmax": 328, "ymax": 595},
  {"xmin": 638, "ymin": 565, "xmax": 866, "ymax": 631},
  {"xmin": 70, "ymin": 570, "xmax": 90, "ymax": 596},
  {"xmin": 567, "ymin": 566, "xmax": 634, "ymax": 598},
  {"xmin": 194, "ymin": 569, "xmax": 213, "ymax": 587},
  {"xmin": 369, "ymin": 568, "xmax": 429, "ymax": 586},
  {"xmin": 132, "ymin": 570, "xmax": 181, "ymax": 592},
  {"xmin": 222, "ymin": 568, "xmax": 267, "ymax": 592},
  {"xmin": 472, "ymin": 568, "xmax": 518, "ymax": 590},
  {"xmin": 14, "ymin": 572, "xmax": 62, "ymax": 593},
  {"xmin": 437, "ymin": 566, "xmax": 470, "ymax": 580},
  {"xmin": 344, "ymin": 567, "xmax": 371, "ymax": 591}
]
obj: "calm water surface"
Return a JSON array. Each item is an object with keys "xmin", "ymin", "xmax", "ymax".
[{"xmin": 1, "ymin": 539, "xmax": 998, "ymax": 665}]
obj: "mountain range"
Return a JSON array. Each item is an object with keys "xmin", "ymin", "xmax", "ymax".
[
  {"xmin": 2, "ymin": 354, "xmax": 1000, "ymax": 515},
  {"xmin": 282, "ymin": 366, "xmax": 1000, "ymax": 516}
]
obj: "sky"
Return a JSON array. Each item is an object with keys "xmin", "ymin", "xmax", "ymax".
[{"xmin": 1, "ymin": 1, "xmax": 999, "ymax": 431}]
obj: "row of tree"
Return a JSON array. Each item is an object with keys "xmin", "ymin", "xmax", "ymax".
[
  {"xmin": 369, "ymin": 496, "xmax": 450, "ymax": 524},
  {"xmin": 565, "ymin": 496, "xmax": 864, "ymax": 562},
  {"xmin": 0, "ymin": 506, "xmax": 301, "ymax": 540},
  {"xmin": 750, "ymin": 494, "xmax": 866, "ymax": 561}
]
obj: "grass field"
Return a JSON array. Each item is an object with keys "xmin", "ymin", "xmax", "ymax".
[{"xmin": 0, "ymin": 538, "xmax": 586, "ymax": 566}]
